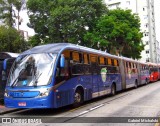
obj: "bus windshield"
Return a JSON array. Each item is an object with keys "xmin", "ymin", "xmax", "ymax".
[{"xmin": 7, "ymin": 53, "xmax": 57, "ymax": 87}]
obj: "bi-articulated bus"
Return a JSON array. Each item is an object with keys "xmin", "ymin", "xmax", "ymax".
[
  {"xmin": 147, "ymin": 62, "xmax": 160, "ymax": 82},
  {"xmin": 0, "ymin": 52, "xmax": 19, "ymax": 99},
  {"xmin": 4, "ymin": 43, "xmax": 151, "ymax": 108}
]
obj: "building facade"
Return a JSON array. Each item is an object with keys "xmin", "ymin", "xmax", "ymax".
[{"xmin": 105, "ymin": 0, "xmax": 159, "ymax": 63}]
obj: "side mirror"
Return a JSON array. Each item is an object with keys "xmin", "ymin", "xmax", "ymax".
[
  {"xmin": 60, "ymin": 54, "xmax": 65, "ymax": 68},
  {"xmin": 3, "ymin": 59, "xmax": 7, "ymax": 70}
]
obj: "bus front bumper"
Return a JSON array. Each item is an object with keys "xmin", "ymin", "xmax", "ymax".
[{"xmin": 4, "ymin": 97, "xmax": 54, "ymax": 108}]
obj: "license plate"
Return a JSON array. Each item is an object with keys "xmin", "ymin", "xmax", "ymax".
[{"xmin": 18, "ymin": 102, "xmax": 26, "ymax": 106}]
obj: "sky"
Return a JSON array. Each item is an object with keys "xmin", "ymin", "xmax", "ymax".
[
  {"xmin": 18, "ymin": 0, "xmax": 160, "ymax": 42},
  {"xmin": 17, "ymin": 9, "xmax": 35, "ymax": 37}
]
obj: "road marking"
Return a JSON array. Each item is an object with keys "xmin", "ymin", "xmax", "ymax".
[
  {"xmin": 77, "ymin": 104, "xmax": 105, "ymax": 116},
  {"xmin": 78, "ymin": 110, "xmax": 89, "ymax": 115},
  {"xmin": 89, "ymin": 104, "xmax": 104, "ymax": 111},
  {"xmin": 69, "ymin": 93, "xmax": 130, "ymax": 113}
]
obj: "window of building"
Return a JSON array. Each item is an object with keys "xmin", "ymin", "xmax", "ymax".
[
  {"xmin": 126, "ymin": 1, "xmax": 130, "ymax": 5},
  {"xmin": 145, "ymin": 24, "xmax": 148, "ymax": 28},
  {"xmin": 146, "ymin": 41, "xmax": 149, "ymax": 45},
  {"xmin": 146, "ymin": 50, "xmax": 149, "ymax": 54},
  {"xmin": 144, "ymin": 32, "xmax": 149, "ymax": 37},
  {"xmin": 144, "ymin": 15, "xmax": 148, "ymax": 19},
  {"xmin": 146, "ymin": 58, "xmax": 150, "ymax": 62}
]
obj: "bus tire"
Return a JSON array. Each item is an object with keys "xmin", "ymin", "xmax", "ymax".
[
  {"xmin": 73, "ymin": 89, "xmax": 83, "ymax": 107},
  {"xmin": 145, "ymin": 78, "xmax": 148, "ymax": 85},
  {"xmin": 134, "ymin": 80, "xmax": 138, "ymax": 88},
  {"xmin": 111, "ymin": 84, "xmax": 116, "ymax": 96}
]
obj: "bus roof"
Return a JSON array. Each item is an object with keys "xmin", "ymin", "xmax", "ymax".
[
  {"xmin": 21, "ymin": 43, "xmax": 139, "ymax": 62},
  {"xmin": 21, "ymin": 43, "xmax": 120, "ymax": 59},
  {"xmin": 0, "ymin": 52, "xmax": 19, "ymax": 59}
]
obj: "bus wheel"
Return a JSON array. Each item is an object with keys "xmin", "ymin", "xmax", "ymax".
[
  {"xmin": 145, "ymin": 78, "xmax": 148, "ymax": 84},
  {"xmin": 134, "ymin": 80, "xmax": 138, "ymax": 88},
  {"xmin": 73, "ymin": 90, "xmax": 83, "ymax": 107},
  {"xmin": 111, "ymin": 84, "xmax": 116, "ymax": 96}
]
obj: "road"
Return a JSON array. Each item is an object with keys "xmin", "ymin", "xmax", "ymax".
[{"xmin": 2, "ymin": 81, "xmax": 160, "ymax": 126}]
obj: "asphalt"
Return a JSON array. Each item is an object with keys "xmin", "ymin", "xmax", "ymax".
[{"xmin": 0, "ymin": 99, "xmax": 19, "ymax": 115}]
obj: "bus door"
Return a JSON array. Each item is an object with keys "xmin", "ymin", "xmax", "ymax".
[{"xmin": 90, "ymin": 55, "xmax": 99, "ymax": 98}]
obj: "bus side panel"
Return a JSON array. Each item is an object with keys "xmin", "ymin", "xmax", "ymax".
[
  {"xmin": 82, "ymin": 75, "xmax": 92, "ymax": 101},
  {"xmin": 139, "ymin": 68, "xmax": 149, "ymax": 85},
  {"xmin": 55, "ymin": 75, "xmax": 93, "ymax": 108}
]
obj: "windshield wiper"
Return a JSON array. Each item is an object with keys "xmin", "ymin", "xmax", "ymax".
[
  {"xmin": 11, "ymin": 77, "xmax": 19, "ymax": 88},
  {"xmin": 33, "ymin": 73, "xmax": 42, "ymax": 87}
]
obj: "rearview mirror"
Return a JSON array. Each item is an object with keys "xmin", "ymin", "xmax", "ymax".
[{"xmin": 60, "ymin": 54, "xmax": 65, "ymax": 68}]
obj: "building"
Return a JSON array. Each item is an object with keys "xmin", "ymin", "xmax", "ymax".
[{"xmin": 105, "ymin": 0, "xmax": 159, "ymax": 63}]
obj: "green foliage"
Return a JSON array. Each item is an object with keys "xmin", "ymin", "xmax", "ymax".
[
  {"xmin": 0, "ymin": 26, "xmax": 28, "ymax": 52},
  {"xmin": 0, "ymin": 0, "xmax": 14, "ymax": 27},
  {"xmin": 27, "ymin": 34, "xmax": 41, "ymax": 47},
  {"xmin": 84, "ymin": 9, "xmax": 144, "ymax": 59},
  {"xmin": 27, "ymin": 0, "xmax": 108, "ymax": 46}
]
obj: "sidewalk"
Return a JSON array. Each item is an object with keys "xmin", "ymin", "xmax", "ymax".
[{"xmin": 0, "ymin": 100, "xmax": 19, "ymax": 115}]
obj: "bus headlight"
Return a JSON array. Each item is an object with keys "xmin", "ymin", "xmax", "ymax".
[
  {"xmin": 4, "ymin": 90, "xmax": 9, "ymax": 97},
  {"xmin": 39, "ymin": 88, "xmax": 51, "ymax": 97}
]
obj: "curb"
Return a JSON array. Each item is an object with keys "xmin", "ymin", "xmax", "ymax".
[
  {"xmin": 0, "ymin": 99, "xmax": 21, "ymax": 115},
  {"xmin": 0, "ymin": 108, "xmax": 22, "ymax": 115}
]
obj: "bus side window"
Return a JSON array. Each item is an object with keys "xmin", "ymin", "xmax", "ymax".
[
  {"xmin": 99, "ymin": 57, "xmax": 105, "ymax": 65},
  {"xmin": 90, "ymin": 55, "xmax": 98, "ymax": 74},
  {"xmin": 55, "ymin": 51, "xmax": 71, "ymax": 84},
  {"xmin": 72, "ymin": 52, "xmax": 84, "ymax": 75},
  {"xmin": 83, "ymin": 54, "xmax": 91, "ymax": 74}
]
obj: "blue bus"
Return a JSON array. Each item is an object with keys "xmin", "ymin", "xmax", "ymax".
[
  {"xmin": 0, "ymin": 52, "xmax": 19, "ymax": 99},
  {"xmin": 4, "ymin": 43, "xmax": 150, "ymax": 108}
]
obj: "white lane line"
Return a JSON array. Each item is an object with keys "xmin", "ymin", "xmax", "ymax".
[
  {"xmin": 77, "ymin": 104, "xmax": 105, "ymax": 116},
  {"xmin": 89, "ymin": 104, "xmax": 104, "ymax": 111},
  {"xmin": 78, "ymin": 110, "xmax": 89, "ymax": 116}
]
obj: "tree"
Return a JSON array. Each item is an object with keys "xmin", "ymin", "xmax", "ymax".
[
  {"xmin": 0, "ymin": 26, "xmax": 28, "ymax": 52},
  {"xmin": 0, "ymin": 0, "xmax": 25, "ymax": 28},
  {"xmin": 27, "ymin": 0, "xmax": 108, "ymax": 46},
  {"xmin": 84, "ymin": 9, "xmax": 144, "ymax": 59},
  {"xmin": 0, "ymin": 0, "xmax": 14, "ymax": 27}
]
